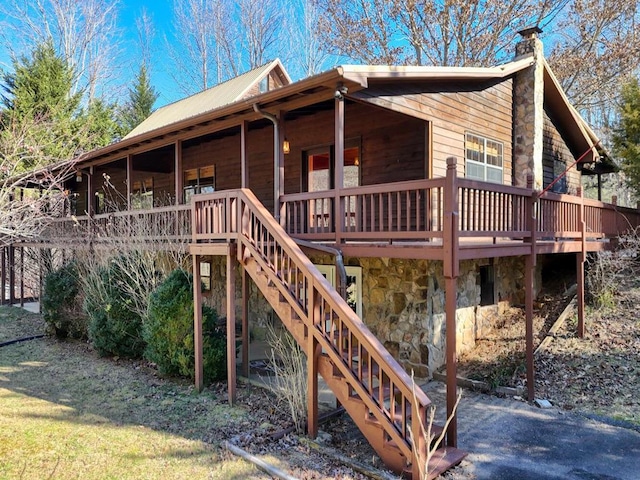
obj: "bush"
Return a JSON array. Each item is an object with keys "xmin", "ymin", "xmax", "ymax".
[
  {"xmin": 87, "ymin": 259, "xmax": 145, "ymax": 358},
  {"xmin": 42, "ymin": 261, "xmax": 87, "ymax": 338},
  {"xmin": 144, "ymin": 269, "xmax": 226, "ymax": 383}
]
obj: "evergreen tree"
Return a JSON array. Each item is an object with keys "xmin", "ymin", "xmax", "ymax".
[
  {"xmin": 120, "ymin": 65, "xmax": 158, "ymax": 134},
  {"xmin": 2, "ymin": 41, "xmax": 81, "ymax": 123},
  {"xmin": 613, "ymin": 78, "xmax": 640, "ymax": 198}
]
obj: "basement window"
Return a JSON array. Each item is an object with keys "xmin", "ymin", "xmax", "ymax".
[
  {"xmin": 465, "ymin": 133, "xmax": 503, "ymax": 183},
  {"xmin": 479, "ymin": 265, "xmax": 495, "ymax": 306}
]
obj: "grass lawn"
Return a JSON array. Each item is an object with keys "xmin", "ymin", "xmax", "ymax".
[{"xmin": 0, "ymin": 306, "xmax": 275, "ymax": 479}]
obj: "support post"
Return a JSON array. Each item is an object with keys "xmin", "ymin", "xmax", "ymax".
[
  {"xmin": 126, "ymin": 154, "xmax": 133, "ymax": 210},
  {"xmin": 334, "ymin": 94, "xmax": 345, "ymax": 244},
  {"xmin": 577, "ymin": 186, "xmax": 586, "ymax": 338},
  {"xmin": 443, "ymin": 157, "xmax": 459, "ymax": 447},
  {"xmin": 227, "ymin": 244, "xmax": 237, "ymax": 405},
  {"xmin": 20, "ymin": 247, "xmax": 24, "ymax": 307},
  {"xmin": 307, "ymin": 288, "xmax": 320, "ymax": 438},
  {"xmin": 174, "ymin": 140, "xmax": 183, "ymax": 205},
  {"xmin": 9, "ymin": 246, "xmax": 15, "ymax": 306},
  {"xmin": 1, "ymin": 247, "xmax": 5, "ymax": 305},
  {"xmin": 241, "ymin": 268, "xmax": 250, "ymax": 377},
  {"xmin": 525, "ymin": 182, "xmax": 538, "ymax": 402},
  {"xmin": 193, "ymin": 254, "xmax": 204, "ymax": 392},
  {"xmin": 87, "ymin": 166, "xmax": 94, "ymax": 216}
]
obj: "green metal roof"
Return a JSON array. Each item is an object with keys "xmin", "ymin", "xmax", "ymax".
[{"xmin": 123, "ymin": 59, "xmax": 290, "ymax": 140}]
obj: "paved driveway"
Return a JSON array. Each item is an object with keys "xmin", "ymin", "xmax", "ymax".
[{"xmin": 423, "ymin": 382, "xmax": 640, "ymax": 480}]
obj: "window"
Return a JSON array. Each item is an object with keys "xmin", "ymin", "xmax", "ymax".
[
  {"xmin": 315, "ymin": 265, "xmax": 362, "ymax": 318},
  {"xmin": 184, "ymin": 166, "xmax": 215, "ymax": 202},
  {"xmin": 479, "ymin": 264, "xmax": 495, "ymax": 306},
  {"xmin": 465, "ymin": 133, "xmax": 503, "ymax": 183},
  {"xmin": 132, "ymin": 178, "xmax": 154, "ymax": 209}
]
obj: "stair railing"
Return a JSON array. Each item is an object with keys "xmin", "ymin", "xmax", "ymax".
[{"xmin": 193, "ymin": 188, "xmax": 432, "ymax": 467}]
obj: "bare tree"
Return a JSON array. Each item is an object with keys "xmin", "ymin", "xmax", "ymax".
[
  {"xmin": 135, "ymin": 8, "xmax": 155, "ymax": 72},
  {"xmin": 237, "ymin": 0, "xmax": 283, "ymax": 69},
  {"xmin": 0, "ymin": 117, "xmax": 72, "ymax": 246},
  {"xmin": 284, "ymin": 0, "xmax": 333, "ymax": 78},
  {"xmin": 547, "ymin": 0, "xmax": 640, "ymax": 112},
  {"xmin": 313, "ymin": 0, "xmax": 565, "ymax": 66},
  {"xmin": 167, "ymin": 0, "xmax": 235, "ymax": 94},
  {"xmin": 0, "ymin": 0, "xmax": 122, "ymax": 102}
]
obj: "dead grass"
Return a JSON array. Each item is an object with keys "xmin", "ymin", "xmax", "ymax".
[{"xmin": 0, "ymin": 306, "xmax": 370, "ymax": 479}]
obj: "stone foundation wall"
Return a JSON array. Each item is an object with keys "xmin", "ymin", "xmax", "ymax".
[{"xmin": 201, "ymin": 253, "xmax": 541, "ymax": 379}]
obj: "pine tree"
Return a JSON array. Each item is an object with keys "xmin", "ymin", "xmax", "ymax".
[
  {"xmin": 613, "ymin": 78, "xmax": 640, "ymax": 198},
  {"xmin": 120, "ymin": 65, "xmax": 158, "ymax": 134}
]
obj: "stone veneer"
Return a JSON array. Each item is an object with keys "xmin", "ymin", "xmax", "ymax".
[
  {"xmin": 513, "ymin": 30, "xmax": 545, "ymax": 189},
  {"xmin": 201, "ymin": 254, "xmax": 541, "ymax": 379}
]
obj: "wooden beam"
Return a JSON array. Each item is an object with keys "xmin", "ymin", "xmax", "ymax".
[
  {"xmin": 241, "ymin": 268, "xmax": 249, "ymax": 377},
  {"xmin": 278, "ymin": 112, "xmax": 286, "ymax": 225},
  {"xmin": 189, "ymin": 244, "xmax": 230, "ymax": 256},
  {"xmin": 193, "ymin": 254, "xmax": 204, "ymax": 392},
  {"xmin": 577, "ymin": 186, "xmax": 586, "ymax": 338},
  {"xmin": 9, "ymin": 246, "xmax": 15, "ymax": 306},
  {"xmin": 87, "ymin": 166, "xmax": 94, "ymax": 216},
  {"xmin": 227, "ymin": 243, "xmax": 237, "ymax": 405}
]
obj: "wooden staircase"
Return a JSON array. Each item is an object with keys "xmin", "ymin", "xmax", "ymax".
[{"xmin": 192, "ymin": 189, "xmax": 466, "ymax": 478}]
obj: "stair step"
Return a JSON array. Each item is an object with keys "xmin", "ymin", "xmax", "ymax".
[{"xmin": 422, "ymin": 446, "xmax": 468, "ymax": 479}]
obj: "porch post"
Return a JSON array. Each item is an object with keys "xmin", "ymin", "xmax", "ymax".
[
  {"xmin": 443, "ymin": 157, "xmax": 459, "ymax": 447},
  {"xmin": 307, "ymin": 287, "xmax": 320, "ymax": 438},
  {"xmin": 334, "ymin": 93, "xmax": 345, "ymax": 244},
  {"xmin": 227, "ymin": 244, "xmax": 237, "ymax": 405},
  {"xmin": 278, "ymin": 112, "xmax": 286, "ymax": 225},
  {"xmin": 126, "ymin": 154, "xmax": 133, "ymax": 210},
  {"xmin": 241, "ymin": 120, "xmax": 248, "ymax": 189},
  {"xmin": 241, "ymin": 268, "xmax": 250, "ymax": 377},
  {"xmin": 174, "ymin": 140, "xmax": 183, "ymax": 205},
  {"xmin": 193, "ymin": 254, "xmax": 204, "ymax": 392},
  {"xmin": 577, "ymin": 186, "xmax": 586, "ymax": 338},
  {"xmin": 87, "ymin": 166, "xmax": 94, "ymax": 216}
]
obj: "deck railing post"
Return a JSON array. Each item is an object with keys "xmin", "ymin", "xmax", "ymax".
[
  {"xmin": 227, "ymin": 242, "xmax": 237, "ymax": 405},
  {"xmin": 443, "ymin": 157, "xmax": 459, "ymax": 448}
]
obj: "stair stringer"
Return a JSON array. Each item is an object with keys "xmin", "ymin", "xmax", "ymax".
[{"xmin": 240, "ymin": 243, "xmax": 414, "ymax": 473}]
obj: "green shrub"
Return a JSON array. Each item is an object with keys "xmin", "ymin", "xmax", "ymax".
[
  {"xmin": 144, "ymin": 269, "xmax": 226, "ymax": 383},
  {"xmin": 87, "ymin": 259, "xmax": 145, "ymax": 358},
  {"xmin": 42, "ymin": 261, "xmax": 87, "ymax": 338}
]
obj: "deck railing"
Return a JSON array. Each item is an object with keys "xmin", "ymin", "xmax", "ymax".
[
  {"xmin": 36, "ymin": 168, "xmax": 640, "ymax": 248},
  {"xmin": 40, "ymin": 203, "xmax": 192, "ymax": 245},
  {"xmin": 281, "ymin": 167, "xmax": 640, "ymax": 244}
]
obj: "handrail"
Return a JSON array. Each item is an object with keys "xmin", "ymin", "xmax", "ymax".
[{"xmin": 193, "ymin": 188, "xmax": 431, "ymax": 459}]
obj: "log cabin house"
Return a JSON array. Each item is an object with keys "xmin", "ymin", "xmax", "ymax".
[{"xmin": 3, "ymin": 29, "xmax": 639, "ymax": 477}]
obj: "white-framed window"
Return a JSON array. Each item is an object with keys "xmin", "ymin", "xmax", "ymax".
[
  {"xmin": 315, "ymin": 265, "xmax": 362, "ymax": 318},
  {"xmin": 465, "ymin": 133, "xmax": 503, "ymax": 183}
]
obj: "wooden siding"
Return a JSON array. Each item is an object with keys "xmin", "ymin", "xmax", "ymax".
[
  {"xmin": 543, "ymin": 111, "xmax": 580, "ymax": 194},
  {"xmin": 283, "ymin": 101, "xmax": 426, "ymax": 194},
  {"xmin": 351, "ymin": 79, "xmax": 513, "ymax": 183}
]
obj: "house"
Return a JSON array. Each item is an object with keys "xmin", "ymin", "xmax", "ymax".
[{"xmin": 3, "ymin": 28, "xmax": 639, "ymax": 477}]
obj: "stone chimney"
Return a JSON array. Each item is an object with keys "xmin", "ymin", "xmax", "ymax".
[{"xmin": 513, "ymin": 26, "xmax": 544, "ymax": 189}]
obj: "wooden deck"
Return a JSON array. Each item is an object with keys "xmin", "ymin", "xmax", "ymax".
[{"xmin": 29, "ymin": 161, "xmax": 640, "ymax": 260}]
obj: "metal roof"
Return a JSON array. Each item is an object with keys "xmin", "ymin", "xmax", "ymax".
[{"xmin": 123, "ymin": 59, "xmax": 290, "ymax": 140}]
